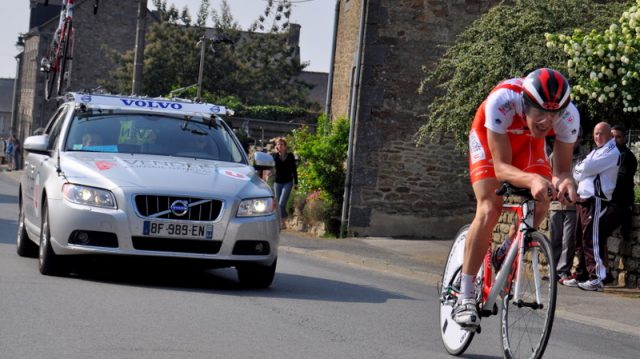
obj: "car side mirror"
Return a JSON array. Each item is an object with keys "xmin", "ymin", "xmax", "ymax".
[
  {"xmin": 23, "ymin": 135, "xmax": 49, "ymax": 154},
  {"xmin": 253, "ymin": 151, "xmax": 275, "ymax": 170}
]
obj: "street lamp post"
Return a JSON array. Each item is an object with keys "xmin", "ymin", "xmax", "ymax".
[{"xmin": 11, "ymin": 35, "xmax": 25, "ymax": 137}]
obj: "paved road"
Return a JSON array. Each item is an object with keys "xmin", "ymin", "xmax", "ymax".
[{"xmin": 1, "ymin": 169, "xmax": 638, "ymax": 358}]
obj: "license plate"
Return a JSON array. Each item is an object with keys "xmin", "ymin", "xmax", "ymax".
[{"xmin": 143, "ymin": 221, "xmax": 213, "ymax": 239}]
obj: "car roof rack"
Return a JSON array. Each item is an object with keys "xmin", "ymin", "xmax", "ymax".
[{"xmin": 64, "ymin": 92, "xmax": 235, "ymax": 117}]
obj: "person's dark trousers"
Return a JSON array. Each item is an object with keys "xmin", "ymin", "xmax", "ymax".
[
  {"xmin": 549, "ymin": 209, "xmax": 577, "ymax": 277},
  {"xmin": 574, "ymin": 198, "xmax": 617, "ymax": 282},
  {"xmin": 605, "ymin": 202, "xmax": 633, "ymax": 242}
]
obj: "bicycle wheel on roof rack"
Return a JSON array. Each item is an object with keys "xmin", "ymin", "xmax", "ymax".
[
  {"xmin": 55, "ymin": 21, "xmax": 74, "ymax": 98},
  {"xmin": 43, "ymin": 41, "xmax": 58, "ymax": 101}
]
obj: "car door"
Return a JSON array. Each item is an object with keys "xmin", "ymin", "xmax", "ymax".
[{"xmin": 23, "ymin": 106, "xmax": 69, "ymax": 232}]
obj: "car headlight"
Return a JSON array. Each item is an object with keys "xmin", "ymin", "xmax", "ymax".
[
  {"xmin": 62, "ymin": 184, "xmax": 117, "ymax": 209},
  {"xmin": 237, "ymin": 197, "xmax": 276, "ymax": 217}
]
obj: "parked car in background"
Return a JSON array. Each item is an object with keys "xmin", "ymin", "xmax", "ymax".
[{"xmin": 17, "ymin": 93, "xmax": 279, "ymax": 288}]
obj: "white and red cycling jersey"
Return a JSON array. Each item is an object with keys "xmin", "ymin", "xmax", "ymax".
[{"xmin": 468, "ymin": 78, "xmax": 580, "ymax": 184}]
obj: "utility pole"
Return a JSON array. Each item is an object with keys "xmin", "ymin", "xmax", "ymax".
[
  {"xmin": 196, "ymin": 35, "xmax": 206, "ymax": 101},
  {"xmin": 131, "ymin": 0, "xmax": 147, "ymax": 95}
]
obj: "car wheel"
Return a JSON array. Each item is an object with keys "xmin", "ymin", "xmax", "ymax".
[
  {"xmin": 38, "ymin": 202, "xmax": 65, "ymax": 275},
  {"xmin": 236, "ymin": 258, "xmax": 277, "ymax": 289},
  {"xmin": 16, "ymin": 202, "xmax": 38, "ymax": 257}
]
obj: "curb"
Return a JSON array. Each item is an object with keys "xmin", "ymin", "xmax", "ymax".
[{"xmin": 280, "ymin": 246, "xmax": 442, "ymax": 285}]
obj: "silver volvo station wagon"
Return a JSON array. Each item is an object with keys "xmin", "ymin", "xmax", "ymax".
[{"xmin": 17, "ymin": 93, "xmax": 279, "ymax": 288}]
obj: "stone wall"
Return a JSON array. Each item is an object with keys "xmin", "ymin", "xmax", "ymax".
[
  {"xmin": 493, "ymin": 206, "xmax": 640, "ymax": 289},
  {"xmin": 336, "ymin": 0, "xmax": 500, "ymax": 238}
]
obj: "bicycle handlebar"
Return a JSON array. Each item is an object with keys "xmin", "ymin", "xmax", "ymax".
[{"xmin": 495, "ymin": 182, "xmax": 535, "ymax": 200}]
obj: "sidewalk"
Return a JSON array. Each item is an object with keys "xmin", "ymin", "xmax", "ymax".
[
  {"xmin": 1, "ymin": 164, "xmax": 22, "ymax": 182},
  {"xmin": 279, "ymin": 232, "xmax": 640, "ymax": 339}
]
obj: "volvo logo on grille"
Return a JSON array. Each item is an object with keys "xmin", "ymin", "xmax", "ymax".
[{"xmin": 170, "ymin": 200, "xmax": 189, "ymax": 216}]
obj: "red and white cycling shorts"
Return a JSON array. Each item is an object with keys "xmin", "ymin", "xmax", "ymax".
[{"xmin": 468, "ymin": 101, "xmax": 551, "ymax": 185}]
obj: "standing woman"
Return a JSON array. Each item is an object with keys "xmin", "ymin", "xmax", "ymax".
[
  {"xmin": 11, "ymin": 135, "xmax": 21, "ymax": 170},
  {"xmin": 273, "ymin": 138, "xmax": 298, "ymax": 229}
]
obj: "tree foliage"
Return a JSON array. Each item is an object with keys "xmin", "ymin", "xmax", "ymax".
[
  {"xmin": 546, "ymin": 0, "xmax": 640, "ymax": 123},
  {"xmin": 105, "ymin": 0, "xmax": 313, "ymax": 108},
  {"xmin": 417, "ymin": 0, "xmax": 630, "ymax": 151},
  {"xmin": 290, "ymin": 115, "xmax": 350, "ymax": 207}
]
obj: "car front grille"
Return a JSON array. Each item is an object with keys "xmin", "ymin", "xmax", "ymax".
[
  {"xmin": 134, "ymin": 195, "xmax": 223, "ymax": 221},
  {"xmin": 132, "ymin": 236, "xmax": 222, "ymax": 254}
]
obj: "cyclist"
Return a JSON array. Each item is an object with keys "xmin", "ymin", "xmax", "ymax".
[{"xmin": 453, "ymin": 68, "xmax": 581, "ymax": 330}]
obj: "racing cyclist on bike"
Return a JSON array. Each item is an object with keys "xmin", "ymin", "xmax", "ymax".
[{"xmin": 453, "ymin": 68, "xmax": 580, "ymax": 330}]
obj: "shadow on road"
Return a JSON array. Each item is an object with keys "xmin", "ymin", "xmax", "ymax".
[
  {"xmin": 0, "ymin": 193, "xmax": 18, "ymax": 204},
  {"xmin": 47, "ymin": 256, "xmax": 414, "ymax": 304},
  {"xmin": 0, "ymin": 218, "xmax": 17, "ymax": 244}
]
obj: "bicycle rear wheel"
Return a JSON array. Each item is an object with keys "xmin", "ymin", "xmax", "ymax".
[
  {"xmin": 439, "ymin": 224, "xmax": 474, "ymax": 356},
  {"xmin": 500, "ymin": 232, "xmax": 556, "ymax": 359}
]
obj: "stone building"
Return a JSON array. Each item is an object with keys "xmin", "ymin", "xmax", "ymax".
[
  {"xmin": 328, "ymin": 0, "xmax": 501, "ymax": 238},
  {"xmin": 0, "ymin": 78, "xmax": 15, "ymax": 137},
  {"xmin": 14, "ymin": 1, "xmax": 324, "ymax": 144}
]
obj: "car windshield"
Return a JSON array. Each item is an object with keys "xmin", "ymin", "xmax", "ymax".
[{"xmin": 63, "ymin": 113, "xmax": 246, "ymax": 163}]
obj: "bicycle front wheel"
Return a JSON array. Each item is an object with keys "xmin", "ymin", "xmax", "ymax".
[
  {"xmin": 500, "ymin": 232, "xmax": 557, "ymax": 359},
  {"xmin": 43, "ymin": 43, "xmax": 58, "ymax": 101},
  {"xmin": 56, "ymin": 20, "xmax": 73, "ymax": 97},
  {"xmin": 439, "ymin": 224, "xmax": 474, "ymax": 356}
]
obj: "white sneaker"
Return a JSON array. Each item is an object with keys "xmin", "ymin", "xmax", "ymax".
[
  {"xmin": 452, "ymin": 299, "xmax": 480, "ymax": 329},
  {"xmin": 578, "ymin": 279, "xmax": 604, "ymax": 292},
  {"xmin": 560, "ymin": 277, "xmax": 579, "ymax": 287}
]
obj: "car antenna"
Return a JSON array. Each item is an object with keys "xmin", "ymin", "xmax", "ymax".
[{"xmin": 56, "ymin": 148, "xmax": 67, "ymax": 180}]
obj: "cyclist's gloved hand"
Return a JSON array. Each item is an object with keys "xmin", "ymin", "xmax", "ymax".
[{"xmin": 530, "ymin": 177, "xmax": 555, "ymax": 202}]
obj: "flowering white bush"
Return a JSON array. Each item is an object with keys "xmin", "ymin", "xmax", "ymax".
[
  {"xmin": 545, "ymin": 0, "xmax": 640, "ymax": 113},
  {"xmin": 631, "ymin": 141, "xmax": 640, "ymax": 185}
]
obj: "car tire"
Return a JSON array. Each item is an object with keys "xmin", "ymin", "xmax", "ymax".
[
  {"xmin": 236, "ymin": 258, "xmax": 277, "ymax": 289},
  {"xmin": 38, "ymin": 202, "xmax": 65, "ymax": 276},
  {"xmin": 16, "ymin": 202, "xmax": 38, "ymax": 257}
]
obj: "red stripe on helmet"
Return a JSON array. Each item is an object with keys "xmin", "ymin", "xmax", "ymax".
[{"xmin": 553, "ymin": 70, "xmax": 565, "ymax": 106}]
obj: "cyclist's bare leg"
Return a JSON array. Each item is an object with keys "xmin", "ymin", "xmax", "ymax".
[
  {"xmin": 534, "ymin": 199, "xmax": 550, "ymax": 227},
  {"xmin": 453, "ymin": 178, "xmax": 502, "ymax": 328},
  {"xmin": 463, "ymin": 178, "xmax": 503, "ymax": 280}
]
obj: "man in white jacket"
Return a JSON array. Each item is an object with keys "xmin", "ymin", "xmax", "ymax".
[{"xmin": 563, "ymin": 122, "xmax": 620, "ymax": 291}]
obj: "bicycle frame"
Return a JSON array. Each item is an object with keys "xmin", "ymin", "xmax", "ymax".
[
  {"xmin": 54, "ymin": 0, "xmax": 75, "ymax": 57},
  {"xmin": 479, "ymin": 197, "xmax": 538, "ymax": 314}
]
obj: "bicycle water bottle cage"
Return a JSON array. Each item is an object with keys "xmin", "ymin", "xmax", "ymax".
[{"xmin": 495, "ymin": 182, "xmax": 534, "ymax": 200}]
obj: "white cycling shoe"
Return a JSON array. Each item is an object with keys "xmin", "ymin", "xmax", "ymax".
[{"xmin": 452, "ymin": 299, "xmax": 480, "ymax": 330}]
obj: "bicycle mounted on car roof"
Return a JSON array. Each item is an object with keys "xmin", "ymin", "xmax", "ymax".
[{"xmin": 40, "ymin": 0, "xmax": 99, "ymax": 101}]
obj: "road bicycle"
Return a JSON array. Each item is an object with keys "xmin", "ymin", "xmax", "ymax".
[
  {"xmin": 40, "ymin": 0, "xmax": 99, "ymax": 101},
  {"xmin": 438, "ymin": 182, "xmax": 557, "ymax": 359}
]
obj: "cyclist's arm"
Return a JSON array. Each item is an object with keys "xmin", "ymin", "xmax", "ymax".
[
  {"xmin": 551, "ymin": 139, "xmax": 578, "ymax": 203},
  {"xmin": 487, "ymin": 130, "xmax": 554, "ymax": 201}
]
